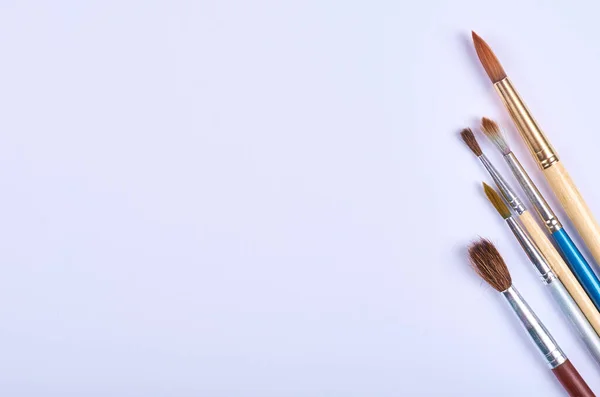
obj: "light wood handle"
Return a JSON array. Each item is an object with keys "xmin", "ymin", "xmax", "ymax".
[
  {"xmin": 519, "ymin": 210, "xmax": 600, "ymax": 336},
  {"xmin": 544, "ymin": 162, "xmax": 600, "ymax": 266}
]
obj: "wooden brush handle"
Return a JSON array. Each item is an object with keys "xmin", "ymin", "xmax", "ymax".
[
  {"xmin": 520, "ymin": 211, "xmax": 568, "ymax": 277},
  {"xmin": 519, "ymin": 210, "xmax": 600, "ymax": 336},
  {"xmin": 544, "ymin": 162, "xmax": 600, "ymax": 266},
  {"xmin": 551, "ymin": 359, "xmax": 595, "ymax": 397}
]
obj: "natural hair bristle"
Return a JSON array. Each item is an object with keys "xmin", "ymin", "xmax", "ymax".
[
  {"xmin": 471, "ymin": 31, "xmax": 507, "ymax": 83},
  {"xmin": 483, "ymin": 182, "xmax": 511, "ymax": 219},
  {"xmin": 481, "ymin": 117, "xmax": 511, "ymax": 155},
  {"xmin": 460, "ymin": 128, "xmax": 482, "ymax": 156},
  {"xmin": 468, "ymin": 238, "xmax": 512, "ymax": 292}
]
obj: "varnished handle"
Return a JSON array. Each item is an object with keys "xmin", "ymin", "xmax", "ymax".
[
  {"xmin": 519, "ymin": 211, "xmax": 568, "ymax": 278},
  {"xmin": 551, "ymin": 359, "xmax": 595, "ymax": 397},
  {"xmin": 544, "ymin": 162, "xmax": 600, "ymax": 266},
  {"xmin": 519, "ymin": 210, "xmax": 600, "ymax": 336}
]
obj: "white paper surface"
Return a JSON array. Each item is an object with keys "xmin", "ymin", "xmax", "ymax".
[{"xmin": 1, "ymin": 1, "xmax": 600, "ymax": 395}]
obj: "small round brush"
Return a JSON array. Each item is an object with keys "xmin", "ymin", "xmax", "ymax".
[
  {"xmin": 483, "ymin": 183, "xmax": 600, "ymax": 365},
  {"xmin": 481, "ymin": 117, "xmax": 600, "ymax": 314},
  {"xmin": 461, "ymin": 128, "xmax": 525, "ymax": 212},
  {"xmin": 469, "ymin": 239, "xmax": 594, "ymax": 396}
]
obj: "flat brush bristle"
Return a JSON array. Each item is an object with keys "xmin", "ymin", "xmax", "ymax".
[
  {"xmin": 460, "ymin": 128, "xmax": 482, "ymax": 156},
  {"xmin": 471, "ymin": 31, "xmax": 507, "ymax": 83},
  {"xmin": 483, "ymin": 182, "xmax": 511, "ymax": 219},
  {"xmin": 468, "ymin": 238, "xmax": 512, "ymax": 292},
  {"xmin": 481, "ymin": 117, "xmax": 511, "ymax": 155}
]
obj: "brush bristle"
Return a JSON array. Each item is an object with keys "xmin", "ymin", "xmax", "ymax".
[
  {"xmin": 481, "ymin": 117, "xmax": 510, "ymax": 155},
  {"xmin": 471, "ymin": 31, "xmax": 507, "ymax": 83},
  {"xmin": 460, "ymin": 128, "xmax": 482, "ymax": 156},
  {"xmin": 468, "ymin": 238, "xmax": 512, "ymax": 292},
  {"xmin": 483, "ymin": 182, "xmax": 511, "ymax": 219}
]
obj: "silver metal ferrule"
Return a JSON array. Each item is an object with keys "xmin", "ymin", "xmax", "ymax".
[
  {"xmin": 479, "ymin": 155, "xmax": 526, "ymax": 215},
  {"xmin": 547, "ymin": 278, "xmax": 600, "ymax": 365},
  {"xmin": 504, "ymin": 153, "xmax": 563, "ymax": 233},
  {"xmin": 506, "ymin": 217, "xmax": 554, "ymax": 283},
  {"xmin": 502, "ymin": 286, "xmax": 567, "ymax": 368}
]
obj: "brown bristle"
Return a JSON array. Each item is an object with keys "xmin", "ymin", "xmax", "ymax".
[
  {"xmin": 483, "ymin": 182, "xmax": 511, "ymax": 219},
  {"xmin": 471, "ymin": 31, "xmax": 507, "ymax": 83},
  {"xmin": 468, "ymin": 239, "xmax": 512, "ymax": 292},
  {"xmin": 481, "ymin": 117, "xmax": 500, "ymax": 135},
  {"xmin": 460, "ymin": 128, "xmax": 482, "ymax": 156},
  {"xmin": 481, "ymin": 117, "xmax": 510, "ymax": 155}
]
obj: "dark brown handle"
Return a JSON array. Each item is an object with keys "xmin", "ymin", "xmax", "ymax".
[{"xmin": 551, "ymin": 359, "xmax": 595, "ymax": 397}]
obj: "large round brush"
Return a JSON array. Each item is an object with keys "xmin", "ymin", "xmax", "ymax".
[
  {"xmin": 471, "ymin": 32, "xmax": 600, "ymax": 271},
  {"xmin": 468, "ymin": 239, "xmax": 594, "ymax": 396}
]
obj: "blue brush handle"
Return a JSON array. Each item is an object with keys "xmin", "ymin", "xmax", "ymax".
[{"xmin": 552, "ymin": 229, "xmax": 600, "ymax": 310}]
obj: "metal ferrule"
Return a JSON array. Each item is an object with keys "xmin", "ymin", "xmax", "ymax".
[
  {"xmin": 494, "ymin": 77, "xmax": 559, "ymax": 169},
  {"xmin": 502, "ymin": 286, "xmax": 567, "ymax": 368},
  {"xmin": 547, "ymin": 277, "xmax": 600, "ymax": 364},
  {"xmin": 479, "ymin": 154, "xmax": 526, "ymax": 215},
  {"xmin": 504, "ymin": 153, "xmax": 563, "ymax": 233},
  {"xmin": 506, "ymin": 217, "xmax": 554, "ymax": 283}
]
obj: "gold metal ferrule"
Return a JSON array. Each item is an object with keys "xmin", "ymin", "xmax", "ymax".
[{"xmin": 494, "ymin": 77, "xmax": 559, "ymax": 169}]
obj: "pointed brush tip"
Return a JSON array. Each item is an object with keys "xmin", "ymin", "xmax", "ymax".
[
  {"xmin": 483, "ymin": 183, "xmax": 511, "ymax": 219},
  {"xmin": 470, "ymin": 32, "xmax": 507, "ymax": 83},
  {"xmin": 472, "ymin": 31, "xmax": 484, "ymax": 44}
]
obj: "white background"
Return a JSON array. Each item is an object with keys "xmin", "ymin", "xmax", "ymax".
[{"xmin": 1, "ymin": 0, "xmax": 600, "ymax": 396}]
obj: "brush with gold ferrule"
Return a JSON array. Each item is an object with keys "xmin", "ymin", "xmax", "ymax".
[
  {"xmin": 484, "ymin": 182, "xmax": 600, "ymax": 364},
  {"xmin": 468, "ymin": 239, "xmax": 595, "ymax": 396},
  {"xmin": 481, "ymin": 117, "xmax": 600, "ymax": 315},
  {"xmin": 471, "ymin": 31, "xmax": 600, "ymax": 269}
]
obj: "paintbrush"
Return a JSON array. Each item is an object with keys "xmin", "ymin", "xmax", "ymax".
[
  {"xmin": 460, "ymin": 128, "xmax": 525, "ymax": 212},
  {"xmin": 471, "ymin": 31, "xmax": 600, "ymax": 270},
  {"xmin": 468, "ymin": 239, "xmax": 595, "ymax": 396},
  {"xmin": 481, "ymin": 117, "xmax": 600, "ymax": 315},
  {"xmin": 483, "ymin": 182, "xmax": 600, "ymax": 363}
]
